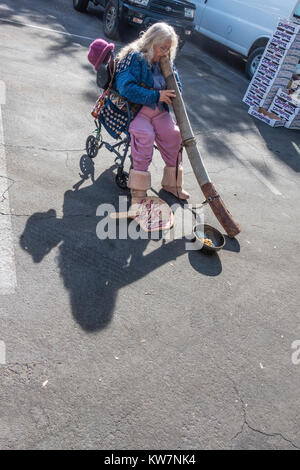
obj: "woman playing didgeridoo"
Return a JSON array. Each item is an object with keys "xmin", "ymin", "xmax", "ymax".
[{"xmin": 114, "ymin": 22, "xmax": 190, "ymax": 202}]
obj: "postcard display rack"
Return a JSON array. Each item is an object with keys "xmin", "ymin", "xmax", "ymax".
[{"xmin": 243, "ymin": 18, "xmax": 300, "ymax": 129}]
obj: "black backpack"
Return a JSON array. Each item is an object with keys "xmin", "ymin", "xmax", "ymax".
[{"xmin": 96, "ymin": 52, "xmax": 115, "ymax": 90}]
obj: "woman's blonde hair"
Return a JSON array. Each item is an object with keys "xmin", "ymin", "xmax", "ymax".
[{"xmin": 116, "ymin": 22, "xmax": 178, "ymax": 63}]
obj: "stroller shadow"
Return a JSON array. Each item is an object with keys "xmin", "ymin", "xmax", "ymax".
[{"xmin": 20, "ymin": 164, "xmax": 223, "ymax": 332}]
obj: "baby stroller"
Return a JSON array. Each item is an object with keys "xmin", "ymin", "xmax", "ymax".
[
  {"xmin": 84, "ymin": 44, "xmax": 137, "ymax": 191},
  {"xmin": 85, "ymin": 102, "xmax": 131, "ymax": 190}
]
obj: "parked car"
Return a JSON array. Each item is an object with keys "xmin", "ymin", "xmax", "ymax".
[
  {"xmin": 73, "ymin": 0, "xmax": 196, "ymax": 47},
  {"xmin": 193, "ymin": 0, "xmax": 300, "ymax": 79}
]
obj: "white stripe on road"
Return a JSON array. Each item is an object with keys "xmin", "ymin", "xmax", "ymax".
[
  {"xmin": 0, "ymin": 17, "xmax": 95, "ymax": 41},
  {"xmin": 0, "ymin": 82, "xmax": 17, "ymax": 295},
  {"xmin": 292, "ymin": 141, "xmax": 300, "ymax": 155}
]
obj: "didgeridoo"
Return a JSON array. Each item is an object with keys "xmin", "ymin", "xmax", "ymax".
[{"xmin": 159, "ymin": 57, "xmax": 241, "ymax": 238}]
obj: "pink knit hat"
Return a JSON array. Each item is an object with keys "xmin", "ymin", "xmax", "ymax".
[{"xmin": 88, "ymin": 38, "xmax": 115, "ymax": 71}]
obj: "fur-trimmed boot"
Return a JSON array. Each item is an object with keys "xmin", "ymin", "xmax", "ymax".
[
  {"xmin": 128, "ymin": 169, "xmax": 151, "ymax": 203},
  {"xmin": 161, "ymin": 166, "xmax": 190, "ymax": 200}
]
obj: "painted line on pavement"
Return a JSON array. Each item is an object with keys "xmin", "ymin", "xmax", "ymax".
[
  {"xmin": 0, "ymin": 81, "xmax": 17, "ymax": 295},
  {"xmin": 0, "ymin": 16, "xmax": 95, "ymax": 41},
  {"xmin": 292, "ymin": 141, "xmax": 300, "ymax": 155}
]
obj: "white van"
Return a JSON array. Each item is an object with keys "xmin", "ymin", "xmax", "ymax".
[{"xmin": 194, "ymin": 0, "xmax": 300, "ymax": 78}]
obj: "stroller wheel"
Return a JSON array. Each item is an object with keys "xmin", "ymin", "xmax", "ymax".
[
  {"xmin": 79, "ymin": 155, "xmax": 95, "ymax": 177},
  {"xmin": 115, "ymin": 170, "xmax": 129, "ymax": 190},
  {"xmin": 86, "ymin": 135, "xmax": 99, "ymax": 158}
]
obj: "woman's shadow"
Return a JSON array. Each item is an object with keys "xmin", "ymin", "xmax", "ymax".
[{"xmin": 20, "ymin": 164, "xmax": 223, "ymax": 332}]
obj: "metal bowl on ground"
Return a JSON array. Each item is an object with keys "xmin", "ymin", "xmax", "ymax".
[{"xmin": 193, "ymin": 224, "xmax": 226, "ymax": 253}]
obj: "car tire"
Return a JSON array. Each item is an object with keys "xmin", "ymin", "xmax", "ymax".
[
  {"xmin": 104, "ymin": 0, "xmax": 121, "ymax": 40},
  {"xmin": 246, "ymin": 46, "xmax": 265, "ymax": 80},
  {"xmin": 73, "ymin": 0, "xmax": 89, "ymax": 12}
]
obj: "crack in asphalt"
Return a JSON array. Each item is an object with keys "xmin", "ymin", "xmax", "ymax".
[
  {"xmin": 0, "ymin": 143, "xmax": 84, "ymax": 153},
  {"xmin": 0, "ymin": 212, "xmax": 98, "ymax": 220},
  {"xmin": 4, "ymin": 360, "xmax": 63, "ymax": 369},
  {"xmin": 65, "ymin": 151, "xmax": 71, "ymax": 170},
  {"xmin": 0, "ymin": 174, "xmax": 16, "ymax": 204},
  {"xmin": 268, "ymin": 170, "xmax": 300, "ymax": 186},
  {"xmin": 208, "ymin": 165, "xmax": 236, "ymax": 175},
  {"xmin": 228, "ymin": 376, "xmax": 300, "ymax": 450},
  {"xmin": 0, "ymin": 212, "xmax": 95, "ymax": 218}
]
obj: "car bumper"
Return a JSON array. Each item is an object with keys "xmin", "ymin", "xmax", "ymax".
[{"xmin": 120, "ymin": 2, "xmax": 195, "ymax": 38}]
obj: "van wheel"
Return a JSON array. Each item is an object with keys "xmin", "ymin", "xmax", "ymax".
[
  {"xmin": 246, "ymin": 47, "xmax": 265, "ymax": 80},
  {"xmin": 73, "ymin": 0, "xmax": 89, "ymax": 12},
  {"xmin": 104, "ymin": 0, "xmax": 121, "ymax": 40}
]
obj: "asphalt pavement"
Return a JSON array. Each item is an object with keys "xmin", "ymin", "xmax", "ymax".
[{"xmin": 0, "ymin": 0, "xmax": 300, "ymax": 450}]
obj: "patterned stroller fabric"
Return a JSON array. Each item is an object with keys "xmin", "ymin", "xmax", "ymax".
[
  {"xmin": 91, "ymin": 51, "xmax": 151, "ymax": 139},
  {"xmin": 98, "ymin": 91, "xmax": 129, "ymax": 139}
]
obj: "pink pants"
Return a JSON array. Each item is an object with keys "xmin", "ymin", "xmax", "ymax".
[{"xmin": 129, "ymin": 106, "xmax": 182, "ymax": 172}]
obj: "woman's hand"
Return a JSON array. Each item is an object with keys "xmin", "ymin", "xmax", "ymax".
[{"xmin": 159, "ymin": 90, "xmax": 176, "ymax": 105}]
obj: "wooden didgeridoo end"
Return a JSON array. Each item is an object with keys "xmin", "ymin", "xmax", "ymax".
[{"xmin": 201, "ymin": 182, "xmax": 241, "ymax": 238}]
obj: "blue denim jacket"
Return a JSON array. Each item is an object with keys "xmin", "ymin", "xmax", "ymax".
[{"xmin": 114, "ymin": 52, "xmax": 182, "ymax": 109}]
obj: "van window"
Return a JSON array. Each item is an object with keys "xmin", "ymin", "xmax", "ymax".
[{"xmin": 294, "ymin": 4, "xmax": 300, "ymax": 18}]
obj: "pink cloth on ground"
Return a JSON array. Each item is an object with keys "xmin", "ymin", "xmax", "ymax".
[{"xmin": 129, "ymin": 106, "xmax": 182, "ymax": 172}]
